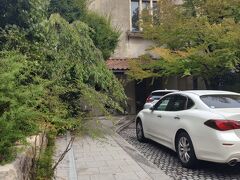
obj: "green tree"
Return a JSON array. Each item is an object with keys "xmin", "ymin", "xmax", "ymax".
[
  {"xmin": 129, "ymin": 0, "xmax": 240, "ymax": 89},
  {"xmin": 184, "ymin": 0, "xmax": 240, "ymax": 23},
  {"xmin": 48, "ymin": 0, "xmax": 87, "ymax": 23},
  {"xmin": 0, "ymin": 51, "xmax": 44, "ymax": 164},
  {"xmin": 48, "ymin": 0, "xmax": 119, "ymax": 59},
  {"xmin": 0, "ymin": 0, "xmax": 30, "ymax": 28},
  {"xmin": 0, "ymin": 0, "xmax": 126, "ymax": 164},
  {"xmin": 84, "ymin": 12, "xmax": 120, "ymax": 60}
]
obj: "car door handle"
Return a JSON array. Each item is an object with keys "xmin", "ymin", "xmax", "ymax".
[
  {"xmin": 174, "ymin": 116, "xmax": 180, "ymax": 120},
  {"xmin": 157, "ymin": 115, "xmax": 162, "ymax": 118}
]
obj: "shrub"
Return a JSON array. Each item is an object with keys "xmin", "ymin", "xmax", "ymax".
[
  {"xmin": 48, "ymin": 0, "xmax": 120, "ymax": 59},
  {"xmin": 0, "ymin": 51, "xmax": 43, "ymax": 163},
  {"xmin": 83, "ymin": 12, "xmax": 120, "ymax": 59},
  {"xmin": 0, "ymin": 0, "xmax": 126, "ymax": 165}
]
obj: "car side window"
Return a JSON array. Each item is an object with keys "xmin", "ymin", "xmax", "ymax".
[
  {"xmin": 166, "ymin": 95, "xmax": 187, "ymax": 111},
  {"xmin": 154, "ymin": 96, "xmax": 171, "ymax": 111}
]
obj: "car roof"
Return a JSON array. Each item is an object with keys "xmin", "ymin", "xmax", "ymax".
[
  {"xmin": 151, "ymin": 90, "xmax": 178, "ymax": 94},
  {"xmin": 181, "ymin": 90, "xmax": 240, "ymax": 96}
]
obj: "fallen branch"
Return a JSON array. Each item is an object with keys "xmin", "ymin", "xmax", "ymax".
[{"xmin": 52, "ymin": 135, "xmax": 75, "ymax": 171}]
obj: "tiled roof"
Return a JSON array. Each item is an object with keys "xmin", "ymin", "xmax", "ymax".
[{"xmin": 106, "ymin": 58, "xmax": 129, "ymax": 70}]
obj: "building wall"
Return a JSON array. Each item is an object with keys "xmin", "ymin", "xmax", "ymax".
[{"xmin": 89, "ymin": 0, "xmax": 154, "ymax": 59}]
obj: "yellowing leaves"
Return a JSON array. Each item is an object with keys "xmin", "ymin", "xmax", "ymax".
[
  {"xmin": 150, "ymin": 48, "xmax": 189, "ymax": 62},
  {"xmin": 127, "ymin": 58, "xmax": 157, "ymax": 80}
]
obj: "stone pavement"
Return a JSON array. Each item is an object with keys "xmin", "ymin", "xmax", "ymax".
[
  {"xmin": 55, "ymin": 134, "xmax": 156, "ymax": 180},
  {"xmin": 54, "ymin": 117, "xmax": 170, "ymax": 180},
  {"xmin": 119, "ymin": 122, "xmax": 240, "ymax": 180}
]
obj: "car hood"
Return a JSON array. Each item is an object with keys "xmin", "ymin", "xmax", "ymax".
[{"xmin": 211, "ymin": 108, "xmax": 240, "ymax": 120}]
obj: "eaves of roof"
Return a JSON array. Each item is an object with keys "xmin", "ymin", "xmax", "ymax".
[{"xmin": 106, "ymin": 58, "xmax": 129, "ymax": 71}]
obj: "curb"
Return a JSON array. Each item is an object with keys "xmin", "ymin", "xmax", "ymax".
[
  {"xmin": 115, "ymin": 117, "xmax": 135, "ymax": 133},
  {"xmin": 112, "ymin": 120, "xmax": 171, "ymax": 180}
]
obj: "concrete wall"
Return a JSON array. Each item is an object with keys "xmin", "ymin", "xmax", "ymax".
[
  {"xmin": 0, "ymin": 134, "xmax": 47, "ymax": 180},
  {"xmin": 89, "ymin": 0, "xmax": 154, "ymax": 59}
]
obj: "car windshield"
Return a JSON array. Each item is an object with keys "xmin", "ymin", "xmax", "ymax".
[{"xmin": 200, "ymin": 94, "xmax": 240, "ymax": 108}]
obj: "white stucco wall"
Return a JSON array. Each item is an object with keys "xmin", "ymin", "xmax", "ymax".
[{"xmin": 89, "ymin": 0, "xmax": 154, "ymax": 59}]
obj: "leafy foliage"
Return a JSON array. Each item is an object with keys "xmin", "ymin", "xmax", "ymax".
[
  {"xmin": 48, "ymin": 0, "xmax": 87, "ymax": 23},
  {"xmin": 129, "ymin": 0, "xmax": 240, "ymax": 89},
  {"xmin": 83, "ymin": 12, "xmax": 120, "ymax": 60},
  {"xmin": 0, "ymin": 0, "xmax": 30, "ymax": 28},
  {"xmin": 0, "ymin": 51, "xmax": 43, "ymax": 164},
  {"xmin": 44, "ymin": 14, "xmax": 125, "ymax": 116},
  {"xmin": 0, "ymin": 0, "xmax": 126, "ymax": 164},
  {"xmin": 48, "ymin": 0, "xmax": 120, "ymax": 59}
]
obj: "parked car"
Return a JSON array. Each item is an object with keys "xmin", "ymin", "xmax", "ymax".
[
  {"xmin": 136, "ymin": 90, "xmax": 240, "ymax": 168},
  {"xmin": 144, "ymin": 90, "xmax": 178, "ymax": 109}
]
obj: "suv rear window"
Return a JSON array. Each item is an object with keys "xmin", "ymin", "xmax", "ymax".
[{"xmin": 200, "ymin": 95, "xmax": 240, "ymax": 108}]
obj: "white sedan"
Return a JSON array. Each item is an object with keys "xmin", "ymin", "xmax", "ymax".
[{"xmin": 136, "ymin": 90, "xmax": 240, "ymax": 168}]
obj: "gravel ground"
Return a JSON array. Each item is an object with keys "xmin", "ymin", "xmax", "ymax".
[{"xmin": 118, "ymin": 122, "xmax": 240, "ymax": 180}]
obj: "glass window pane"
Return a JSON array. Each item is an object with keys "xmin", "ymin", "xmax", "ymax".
[
  {"xmin": 142, "ymin": 0, "xmax": 150, "ymax": 10},
  {"xmin": 155, "ymin": 96, "xmax": 171, "ymax": 111},
  {"xmin": 153, "ymin": 1, "xmax": 159, "ymax": 25},
  {"xmin": 200, "ymin": 95, "xmax": 240, "ymax": 108},
  {"xmin": 166, "ymin": 95, "xmax": 187, "ymax": 111},
  {"xmin": 131, "ymin": 0, "xmax": 139, "ymax": 32}
]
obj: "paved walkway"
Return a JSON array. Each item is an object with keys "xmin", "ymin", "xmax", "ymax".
[
  {"xmin": 54, "ymin": 135, "xmax": 153, "ymax": 180},
  {"xmin": 54, "ymin": 117, "xmax": 170, "ymax": 180}
]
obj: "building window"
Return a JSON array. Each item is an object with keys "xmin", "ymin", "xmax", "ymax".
[
  {"xmin": 130, "ymin": 0, "xmax": 158, "ymax": 32},
  {"xmin": 131, "ymin": 0, "xmax": 139, "ymax": 32},
  {"xmin": 142, "ymin": 0, "xmax": 150, "ymax": 10},
  {"xmin": 152, "ymin": 1, "xmax": 159, "ymax": 25}
]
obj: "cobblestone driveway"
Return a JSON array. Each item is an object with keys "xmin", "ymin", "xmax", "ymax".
[{"xmin": 119, "ymin": 122, "xmax": 240, "ymax": 180}]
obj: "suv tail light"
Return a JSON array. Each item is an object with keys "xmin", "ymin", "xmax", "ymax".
[
  {"xmin": 204, "ymin": 120, "xmax": 240, "ymax": 131},
  {"xmin": 146, "ymin": 95, "xmax": 154, "ymax": 103}
]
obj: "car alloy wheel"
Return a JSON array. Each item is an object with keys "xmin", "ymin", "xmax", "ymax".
[
  {"xmin": 178, "ymin": 137, "xmax": 191, "ymax": 163},
  {"xmin": 176, "ymin": 132, "xmax": 198, "ymax": 168},
  {"xmin": 136, "ymin": 120, "xmax": 146, "ymax": 142}
]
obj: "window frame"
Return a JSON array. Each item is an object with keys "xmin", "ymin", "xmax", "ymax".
[
  {"xmin": 153, "ymin": 94, "xmax": 195, "ymax": 112},
  {"xmin": 130, "ymin": 0, "xmax": 158, "ymax": 32}
]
